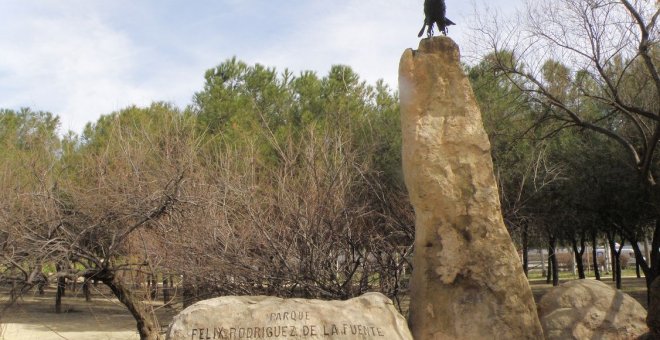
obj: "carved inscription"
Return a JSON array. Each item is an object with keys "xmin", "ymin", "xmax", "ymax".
[{"xmin": 187, "ymin": 310, "xmax": 386, "ymax": 339}]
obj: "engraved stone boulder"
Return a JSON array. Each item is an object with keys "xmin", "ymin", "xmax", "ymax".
[
  {"xmin": 166, "ymin": 292, "xmax": 412, "ymax": 340},
  {"xmin": 538, "ymin": 279, "xmax": 648, "ymax": 340},
  {"xmin": 399, "ymin": 36, "xmax": 543, "ymax": 339}
]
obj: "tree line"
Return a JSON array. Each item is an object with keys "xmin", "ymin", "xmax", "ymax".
[
  {"xmin": 470, "ymin": 0, "xmax": 659, "ymax": 333},
  {"xmin": 1, "ymin": 0, "xmax": 658, "ymax": 338},
  {"xmin": 0, "ymin": 61, "xmax": 412, "ymax": 339}
]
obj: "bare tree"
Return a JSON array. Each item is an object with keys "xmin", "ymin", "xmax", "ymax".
[
  {"xmin": 160, "ymin": 121, "xmax": 413, "ymax": 310},
  {"xmin": 59, "ymin": 107, "xmax": 198, "ymax": 340},
  {"xmin": 1, "ymin": 105, "xmax": 198, "ymax": 340},
  {"xmin": 0, "ymin": 109, "xmax": 62, "ymax": 312}
]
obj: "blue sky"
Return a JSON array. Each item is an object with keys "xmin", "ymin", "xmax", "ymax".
[{"xmin": 0, "ymin": 0, "xmax": 522, "ymax": 133}]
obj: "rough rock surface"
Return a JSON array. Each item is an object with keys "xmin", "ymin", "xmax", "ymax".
[
  {"xmin": 399, "ymin": 36, "xmax": 543, "ymax": 339},
  {"xmin": 166, "ymin": 292, "xmax": 412, "ymax": 340},
  {"xmin": 539, "ymin": 279, "xmax": 648, "ymax": 339}
]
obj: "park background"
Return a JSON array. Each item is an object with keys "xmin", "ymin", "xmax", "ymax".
[{"xmin": 1, "ymin": 0, "xmax": 658, "ymax": 339}]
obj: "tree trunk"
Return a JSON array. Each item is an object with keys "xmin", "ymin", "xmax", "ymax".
[
  {"xmin": 606, "ymin": 233, "xmax": 616, "ymax": 281},
  {"xmin": 630, "ymin": 240, "xmax": 650, "ymax": 278},
  {"xmin": 55, "ymin": 264, "xmax": 66, "ymax": 314},
  {"xmin": 551, "ymin": 253, "xmax": 559, "ymax": 286},
  {"xmin": 570, "ymin": 247, "xmax": 576, "ymax": 277},
  {"xmin": 614, "ymin": 252, "xmax": 622, "ymax": 289},
  {"xmin": 549, "ymin": 236, "xmax": 559, "ymax": 286},
  {"xmin": 648, "ymin": 220, "xmax": 660, "ymax": 334},
  {"xmin": 546, "ymin": 245, "xmax": 553, "ymax": 284},
  {"xmin": 83, "ymin": 279, "xmax": 92, "ymax": 302},
  {"xmin": 183, "ymin": 275, "xmax": 196, "ymax": 308},
  {"xmin": 604, "ymin": 241, "xmax": 611, "ymax": 275},
  {"xmin": 10, "ymin": 279, "xmax": 16, "ymax": 302},
  {"xmin": 163, "ymin": 276, "xmax": 171, "ymax": 306},
  {"xmin": 70, "ymin": 274, "xmax": 76, "ymax": 293},
  {"xmin": 102, "ymin": 273, "xmax": 162, "ymax": 340},
  {"xmin": 651, "ymin": 221, "xmax": 660, "ymax": 282},
  {"xmin": 626, "ymin": 231, "xmax": 653, "ymax": 307},
  {"xmin": 539, "ymin": 248, "xmax": 546, "ymax": 277},
  {"xmin": 607, "ymin": 232, "xmax": 623, "ymax": 289},
  {"xmin": 37, "ymin": 273, "xmax": 46, "ymax": 296},
  {"xmin": 55, "ymin": 278, "xmax": 64, "ymax": 313},
  {"xmin": 572, "ymin": 234, "xmax": 586, "ymax": 279},
  {"xmin": 149, "ymin": 275, "xmax": 158, "ymax": 300},
  {"xmin": 644, "ymin": 233, "xmax": 651, "ymax": 268},
  {"xmin": 522, "ymin": 222, "xmax": 529, "ymax": 277},
  {"xmin": 592, "ymin": 230, "xmax": 601, "ymax": 280}
]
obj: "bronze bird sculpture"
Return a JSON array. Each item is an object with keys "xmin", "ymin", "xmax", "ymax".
[{"xmin": 418, "ymin": 0, "xmax": 455, "ymax": 38}]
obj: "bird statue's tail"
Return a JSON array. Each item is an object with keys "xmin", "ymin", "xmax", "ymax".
[{"xmin": 417, "ymin": 23, "xmax": 426, "ymax": 38}]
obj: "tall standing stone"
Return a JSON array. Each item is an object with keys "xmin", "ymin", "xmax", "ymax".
[{"xmin": 399, "ymin": 37, "xmax": 544, "ymax": 339}]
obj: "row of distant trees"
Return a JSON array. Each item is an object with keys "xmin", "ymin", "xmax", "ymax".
[
  {"xmin": 469, "ymin": 0, "xmax": 659, "ymax": 331},
  {"xmin": 472, "ymin": 48, "xmax": 656, "ymax": 291},
  {"xmin": 1, "ymin": 0, "xmax": 657, "ymax": 338}
]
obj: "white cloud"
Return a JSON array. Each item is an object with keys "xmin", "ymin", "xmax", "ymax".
[
  {"xmin": 244, "ymin": 0, "xmax": 421, "ymax": 87},
  {"xmin": 0, "ymin": 3, "xmax": 154, "ymax": 133}
]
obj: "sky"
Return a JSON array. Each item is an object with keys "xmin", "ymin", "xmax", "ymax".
[{"xmin": 0, "ymin": 0, "xmax": 522, "ymax": 134}]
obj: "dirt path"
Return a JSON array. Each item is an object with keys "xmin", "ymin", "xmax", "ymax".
[
  {"xmin": 2, "ymin": 323, "xmax": 138, "ymax": 340},
  {"xmin": 1, "ymin": 286, "xmax": 176, "ymax": 340}
]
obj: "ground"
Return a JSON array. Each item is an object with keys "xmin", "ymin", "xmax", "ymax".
[
  {"xmin": 1, "ymin": 284, "xmax": 178, "ymax": 340},
  {"xmin": 0, "ymin": 277, "xmax": 650, "ymax": 339}
]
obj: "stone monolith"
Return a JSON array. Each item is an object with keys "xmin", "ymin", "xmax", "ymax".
[{"xmin": 399, "ymin": 36, "xmax": 544, "ymax": 339}]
